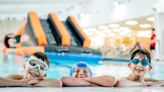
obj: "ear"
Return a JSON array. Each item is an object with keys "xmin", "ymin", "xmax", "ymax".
[
  {"xmin": 23, "ymin": 64, "xmax": 26, "ymax": 69},
  {"xmin": 128, "ymin": 63, "xmax": 131, "ymax": 68},
  {"xmin": 72, "ymin": 73, "xmax": 77, "ymax": 78},
  {"xmin": 149, "ymin": 65, "xmax": 152, "ymax": 71}
]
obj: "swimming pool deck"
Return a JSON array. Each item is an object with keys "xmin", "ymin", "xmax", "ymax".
[{"xmin": 0, "ymin": 87, "xmax": 163, "ymax": 92}]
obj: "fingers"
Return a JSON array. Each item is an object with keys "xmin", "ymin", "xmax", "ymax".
[{"xmin": 28, "ymin": 80, "xmax": 40, "ymax": 85}]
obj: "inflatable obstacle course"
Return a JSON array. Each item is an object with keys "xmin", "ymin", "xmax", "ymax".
[{"xmin": 4, "ymin": 11, "xmax": 102, "ymax": 62}]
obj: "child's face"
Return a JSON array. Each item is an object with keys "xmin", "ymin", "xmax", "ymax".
[
  {"xmin": 24, "ymin": 56, "xmax": 48, "ymax": 80},
  {"xmin": 128, "ymin": 54, "xmax": 152, "ymax": 76},
  {"xmin": 72, "ymin": 68, "xmax": 90, "ymax": 78}
]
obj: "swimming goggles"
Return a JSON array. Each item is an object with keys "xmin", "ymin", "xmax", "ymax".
[
  {"xmin": 130, "ymin": 59, "xmax": 151, "ymax": 66},
  {"xmin": 70, "ymin": 62, "xmax": 92, "ymax": 76},
  {"xmin": 26, "ymin": 56, "xmax": 48, "ymax": 75}
]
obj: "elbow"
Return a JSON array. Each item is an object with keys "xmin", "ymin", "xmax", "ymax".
[
  {"xmin": 56, "ymin": 80, "xmax": 63, "ymax": 87},
  {"xmin": 102, "ymin": 75, "xmax": 117, "ymax": 87},
  {"xmin": 110, "ymin": 76, "xmax": 117, "ymax": 86},
  {"xmin": 61, "ymin": 77, "xmax": 71, "ymax": 86},
  {"xmin": 49, "ymin": 79, "xmax": 63, "ymax": 87}
]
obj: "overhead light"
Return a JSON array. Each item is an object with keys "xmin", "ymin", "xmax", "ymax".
[
  {"xmin": 125, "ymin": 20, "xmax": 138, "ymax": 25},
  {"xmin": 120, "ymin": 27, "xmax": 132, "ymax": 33},
  {"xmin": 86, "ymin": 32, "xmax": 94, "ymax": 36},
  {"xmin": 87, "ymin": 28, "xmax": 97, "ymax": 31},
  {"xmin": 139, "ymin": 24, "xmax": 151, "ymax": 29},
  {"xmin": 119, "ymin": 27, "xmax": 132, "ymax": 36},
  {"xmin": 109, "ymin": 33, "xmax": 115, "ymax": 37},
  {"xmin": 146, "ymin": 17, "xmax": 154, "ymax": 22},
  {"xmin": 102, "ymin": 29, "xmax": 112, "ymax": 34},
  {"xmin": 137, "ymin": 31, "xmax": 151, "ymax": 38},
  {"xmin": 112, "ymin": 28, "xmax": 120, "ymax": 32},
  {"xmin": 98, "ymin": 25, "xmax": 108, "ymax": 30},
  {"xmin": 109, "ymin": 24, "xmax": 120, "ymax": 28},
  {"xmin": 113, "ymin": 2, "xmax": 121, "ymax": 6}
]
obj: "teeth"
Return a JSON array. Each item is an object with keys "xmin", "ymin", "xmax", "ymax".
[
  {"xmin": 135, "ymin": 69, "xmax": 143, "ymax": 71},
  {"xmin": 135, "ymin": 67, "xmax": 143, "ymax": 70}
]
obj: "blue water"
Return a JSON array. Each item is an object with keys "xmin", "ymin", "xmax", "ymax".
[
  {"xmin": 46, "ymin": 52, "xmax": 102, "ymax": 64},
  {"xmin": 0, "ymin": 53, "xmax": 164, "ymax": 80}
]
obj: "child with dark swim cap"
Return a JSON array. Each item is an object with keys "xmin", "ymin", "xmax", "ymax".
[
  {"xmin": 0, "ymin": 52, "xmax": 62, "ymax": 87},
  {"xmin": 117, "ymin": 49, "xmax": 164, "ymax": 87}
]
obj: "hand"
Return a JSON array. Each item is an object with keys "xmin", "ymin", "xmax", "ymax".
[
  {"xmin": 142, "ymin": 81, "xmax": 155, "ymax": 86},
  {"xmin": 28, "ymin": 79, "xmax": 40, "ymax": 85},
  {"xmin": 151, "ymin": 81, "xmax": 164, "ymax": 87},
  {"xmin": 142, "ymin": 81, "xmax": 164, "ymax": 86}
]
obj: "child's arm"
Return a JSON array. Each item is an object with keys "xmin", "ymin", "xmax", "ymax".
[
  {"xmin": 61, "ymin": 77, "xmax": 97, "ymax": 87},
  {"xmin": 144, "ymin": 78, "xmax": 164, "ymax": 82},
  {"xmin": 0, "ymin": 77, "xmax": 30, "ymax": 87},
  {"xmin": 85, "ymin": 75, "xmax": 117, "ymax": 87},
  {"xmin": 116, "ymin": 79, "xmax": 145, "ymax": 87},
  {"xmin": 6, "ymin": 74, "xmax": 24, "ymax": 80},
  {"xmin": 117, "ymin": 78, "xmax": 164, "ymax": 87},
  {"xmin": 32, "ymin": 79, "xmax": 62, "ymax": 87}
]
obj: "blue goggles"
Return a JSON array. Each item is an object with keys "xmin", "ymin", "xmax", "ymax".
[{"xmin": 130, "ymin": 59, "xmax": 151, "ymax": 66}]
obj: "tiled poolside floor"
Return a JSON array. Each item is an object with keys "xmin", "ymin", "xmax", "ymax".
[{"xmin": 0, "ymin": 87, "xmax": 163, "ymax": 92}]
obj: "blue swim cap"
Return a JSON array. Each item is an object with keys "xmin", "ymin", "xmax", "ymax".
[{"xmin": 70, "ymin": 62, "xmax": 92, "ymax": 77}]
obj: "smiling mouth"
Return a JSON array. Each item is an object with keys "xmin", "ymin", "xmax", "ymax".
[
  {"xmin": 29, "ymin": 70, "xmax": 40, "ymax": 77},
  {"xmin": 135, "ymin": 68, "xmax": 144, "ymax": 72}
]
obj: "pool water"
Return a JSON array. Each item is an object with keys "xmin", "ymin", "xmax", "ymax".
[{"xmin": 1, "ymin": 52, "xmax": 164, "ymax": 80}]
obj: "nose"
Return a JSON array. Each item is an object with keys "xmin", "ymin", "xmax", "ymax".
[
  {"xmin": 79, "ymin": 70, "xmax": 84, "ymax": 75},
  {"xmin": 35, "ymin": 65, "xmax": 42, "ymax": 70},
  {"xmin": 41, "ymin": 73, "xmax": 46, "ymax": 77},
  {"xmin": 137, "ymin": 62, "xmax": 142, "ymax": 66}
]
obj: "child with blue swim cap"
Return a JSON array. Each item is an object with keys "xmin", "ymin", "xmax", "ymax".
[
  {"xmin": 62, "ymin": 61, "xmax": 117, "ymax": 87},
  {"xmin": 70, "ymin": 62, "xmax": 92, "ymax": 78}
]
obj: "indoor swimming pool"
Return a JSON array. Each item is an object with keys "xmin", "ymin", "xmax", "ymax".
[
  {"xmin": 1, "ymin": 52, "xmax": 164, "ymax": 92},
  {"xmin": 0, "ymin": 52, "xmax": 164, "ymax": 80}
]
